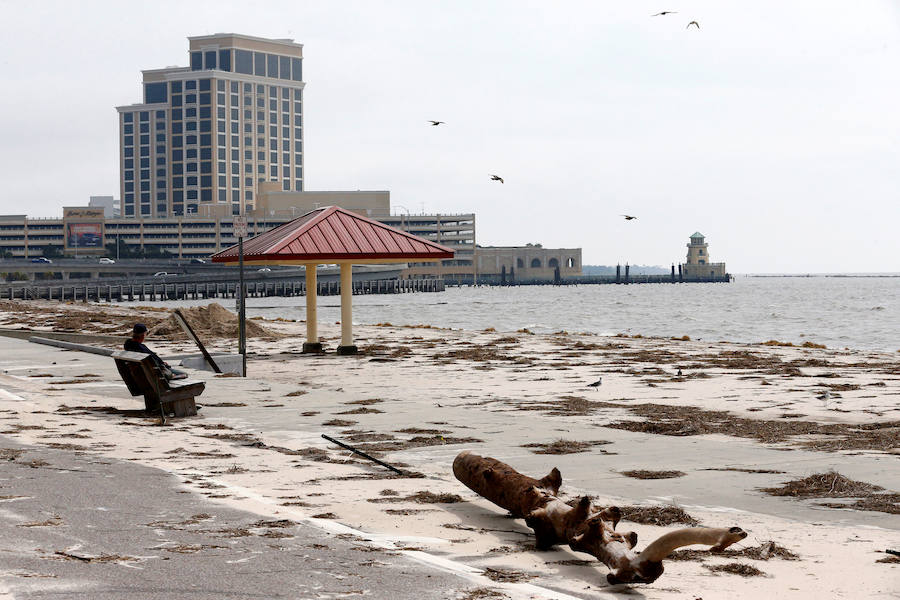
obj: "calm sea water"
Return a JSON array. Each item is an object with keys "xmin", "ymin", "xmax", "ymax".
[{"xmin": 148, "ymin": 275, "xmax": 900, "ymax": 353}]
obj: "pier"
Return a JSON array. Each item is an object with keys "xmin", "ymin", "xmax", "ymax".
[{"xmin": 0, "ymin": 277, "xmax": 444, "ymax": 302}]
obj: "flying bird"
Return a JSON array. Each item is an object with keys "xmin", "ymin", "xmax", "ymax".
[
  {"xmin": 686, "ymin": 21, "xmax": 700, "ymax": 29},
  {"xmin": 621, "ymin": 214, "xmax": 638, "ymax": 221},
  {"xmin": 489, "ymin": 174, "xmax": 504, "ymax": 184},
  {"xmin": 652, "ymin": 11, "xmax": 677, "ymax": 16},
  {"xmin": 428, "ymin": 120, "xmax": 446, "ymax": 126},
  {"xmin": 587, "ymin": 378, "xmax": 602, "ymax": 388}
]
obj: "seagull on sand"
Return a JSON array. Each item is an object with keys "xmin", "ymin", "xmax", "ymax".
[
  {"xmin": 652, "ymin": 11, "xmax": 677, "ymax": 16},
  {"xmin": 816, "ymin": 390, "xmax": 831, "ymax": 406},
  {"xmin": 587, "ymin": 378, "xmax": 602, "ymax": 388},
  {"xmin": 621, "ymin": 214, "xmax": 638, "ymax": 221},
  {"xmin": 428, "ymin": 120, "xmax": 446, "ymax": 126},
  {"xmin": 489, "ymin": 174, "xmax": 505, "ymax": 184},
  {"xmin": 686, "ymin": 21, "xmax": 700, "ymax": 29}
]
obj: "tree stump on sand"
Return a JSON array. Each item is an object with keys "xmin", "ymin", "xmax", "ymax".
[{"xmin": 452, "ymin": 451, "xmax": 747, "ymax": 585}]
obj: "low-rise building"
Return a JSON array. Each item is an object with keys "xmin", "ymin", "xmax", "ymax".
[
  {"xmin": 0, "ymin": 193, "xmax": 475, "ymax": 282},
  {"xmin": 476, "ymin": 244, "xmax": 582, "ymax": 283}
]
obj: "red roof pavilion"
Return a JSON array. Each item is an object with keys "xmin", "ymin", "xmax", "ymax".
[
  {"xmin": 211, "ymin": 205, "xmax": 454, "ymax": 264},
  {"xmin": 210, "ymin": 206, "xmax": 454, "ymax": 355}
]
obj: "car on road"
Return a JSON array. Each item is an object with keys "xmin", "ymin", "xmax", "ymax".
[
  {"xmin": 257, "ymin": 267, "xmax": 271, "ymax": 272},
  {"xmin": 98, "ymin": 258, "xmax": 115, "ymax": 264},
  {"xmin": 153, "ymin": 272, "xmax": 169, "ymax": 277},
  {"xmin": 31, "ymin": 257, "xmax": 52, "ymax": 263},
  {"xmin": 190, "ymin": 258, "xmax": 206, "ymax": 264}
]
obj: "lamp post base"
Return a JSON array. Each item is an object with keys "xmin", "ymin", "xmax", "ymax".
[
  {"xmin": 302, "ymin": 342, "xmax": 323, "ymax": 353},
  {"xmin": 336, "ymin": 345, "xmax": 358, "ymax": 356}
]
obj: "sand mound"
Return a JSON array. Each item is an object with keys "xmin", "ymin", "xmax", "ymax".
[{"xmin": 150, "ymin": 303, "xmax": 281, "ymax": 340}]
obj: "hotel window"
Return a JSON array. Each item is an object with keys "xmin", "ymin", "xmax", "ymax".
[
  {"xmin": 231, "ymin": 135, "xmax": 239, "ymax": 146},
  {"xmin": 199, "ymin": 79, "xmax": 210, "ymax": 91},
  {"xmin": 254, "ymin": 52, "xmax": 266, "ymax": 76},
  {"xmin": 172, "ymin": 122, "xmax": 183, "ymax": 134},
  {"xmin": 123, "ymin": 113, "xmax": 133, "ymax": 123},
  {"xmin": 187, "ymin": 176, "xmax": 197, "ymax": 186},
  {"xmin": 156, "ymin": 121, "xmax": 166, "ymax": 130},
  {"xmin": 124, "ymin": 135, "xmax": 134, "ymax": 146},
  {"xmin": 291, "ymin": 58, "xmax": 302, "ymax": 81},
  {"xmin": 186, "ymin": 135, "xmax": 197, "ymax": 145},
  {"xmin": 231, "ymin": 108, "xmax": 238, "ymax": 120},
  {"xmin": 204, "ymin": 51, "xmax": 216, "ymax": 70},
  {"xmin": 186, "ymin": 148, "xmax": 197, "ymax": 159},
  {"xmin": 191, "ymin": 52, "xmax": 202, "ymax": 70},
  {"xmin": 156, "ymin": 156, "xmax": 165, "ymax": 165},
  {"xmin": 124, "ymin": 124, "xmax": 133, "ymax": 134},
  {"xmin": 124, "ymin": 170, "xmax": 134, "ymax": 181},
  {"xmin": 124, "ymin": 159, "xmax": 134, "ymax": 168},
  {"xmin": 235, "ymin": 49, "xmax": 252, "ymax": 74},
  {"xmin": 199, "ymin": 92, "xmax": 211, "ymax": 105},
  {"xmin": 139, "ymin": 111, "xmax": 149, "ymax": 122},
  {"xmin": 217, "ymin": 94, "xmax": 225, "ymax": 106},
  {"xmin": 171, "ymin": 81, "xmax": 182, "ymax": 93},
  {"xmin": 186, "ymin": 80, "xmax": 197, "ymax": 90},
  {"xmin": 185, "ymin": 93, "xmax": 197, "ymax": 104}
]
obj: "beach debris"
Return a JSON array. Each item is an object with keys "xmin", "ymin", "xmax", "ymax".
[
  {"xmin": 321, "ymin": 434, "xmax": 405, "ymax": 475},
  {"xmin": 619, "ymin": 470, "xmax": 685, "ymax": 480},
  {"xmin": 172, "ymin": 308, "xmax": 221, "ymax": 373},
  {"xmin": 150, "ymin": 303, "xmax": 280, "ymax": 340},
  {"xmin": 453, "ymin": 451, "xmax": 746, "ymax": 584},
  {"xmin": 887, "ymin": 549, "xmax": 900, "ymax": 557}
]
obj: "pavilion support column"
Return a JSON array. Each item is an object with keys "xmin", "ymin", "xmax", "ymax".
[
  {"xmin": 336, "ymin": 263, "xmax": 358, "ymax": 355},
  {"xmin": 302, "ymin": 264, "xmax": 322, "ymax": 353}
]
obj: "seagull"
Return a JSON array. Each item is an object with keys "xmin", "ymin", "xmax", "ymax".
[
  {"xmin": 587, "ymin": 378, "xmax": 602, "ymax": 388},
  {"xmin": 428, "ymin": 120, "xmax": 446, "ymax": 126},
  {"xmin": 621, "ymin": 214, "xmax": 638, "ymax": 220},
  {"xmin": 686, "ymin": 21, "xmax": 700, "ymax": 29},
  {"xmin": 652, "ymin": 11, "xmax": 677, "ymax": 16},
  {"xmin": 816, "ymin": 390, "xmax": 831, "ymax": 407},
  {"xmin": 676, "ymin": 369, "xmax": 683, "ymax": 376},
  {"xmin": 489, "ymin": 174, "xmax": 504, "ymax": 184}
]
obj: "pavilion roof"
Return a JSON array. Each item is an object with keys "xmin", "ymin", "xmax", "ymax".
[{"xmin": 211, "ymin": 205, "xmax": 455, "ymax": 264}]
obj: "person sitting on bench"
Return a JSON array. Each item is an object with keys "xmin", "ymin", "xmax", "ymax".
[{"xmin": 124, "ymin": 323, "xmax": 188, "ymax": 380}]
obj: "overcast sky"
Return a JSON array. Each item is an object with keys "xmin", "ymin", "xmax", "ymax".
[{"xmin": 1, "ymin": 1, "xmax": 898, "ymax": 273}]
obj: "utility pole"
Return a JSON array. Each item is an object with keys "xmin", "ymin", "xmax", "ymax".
[{"xmin": 233, "ymin": 215, "xmax": 248, "ymax": 377}]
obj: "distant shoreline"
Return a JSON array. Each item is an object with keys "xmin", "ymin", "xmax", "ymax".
[{"xmin": 742, "ymin": 273, "xmax": 900, "ymax": 278}]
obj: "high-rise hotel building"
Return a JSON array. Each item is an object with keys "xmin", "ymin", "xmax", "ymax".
[{"xmin": 116, "ymin": 34, "xmax": 304, "ymax": 219}]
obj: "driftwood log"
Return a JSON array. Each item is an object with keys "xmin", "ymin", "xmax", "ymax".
[{"xmin": 453, "ymin": 451, "xmax": 747, "ymax": 584}]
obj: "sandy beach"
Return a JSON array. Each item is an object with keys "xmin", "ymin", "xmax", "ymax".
[{"xmin": 0, "ymin": 299, "xmax": 897, "ymax": 599}]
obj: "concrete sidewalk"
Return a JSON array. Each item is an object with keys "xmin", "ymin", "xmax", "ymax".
[{"xmin": 0, "ymin": 440, "xmax": 479, "ymax": 599}]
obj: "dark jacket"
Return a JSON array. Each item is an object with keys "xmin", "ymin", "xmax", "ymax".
[{"xmin": 124, "ymin": 339, "xmax": 168, "ymax": 370}]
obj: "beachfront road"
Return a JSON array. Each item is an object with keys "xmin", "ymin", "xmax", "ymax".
[{"xmin": 0, "ymin": 440, "xmax": 473, "ymax": 599}]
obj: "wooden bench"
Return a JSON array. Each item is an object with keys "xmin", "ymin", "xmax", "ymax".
[{"xmin": 112, "ymin": 350, "xmax": 203, "ymax": 417}]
